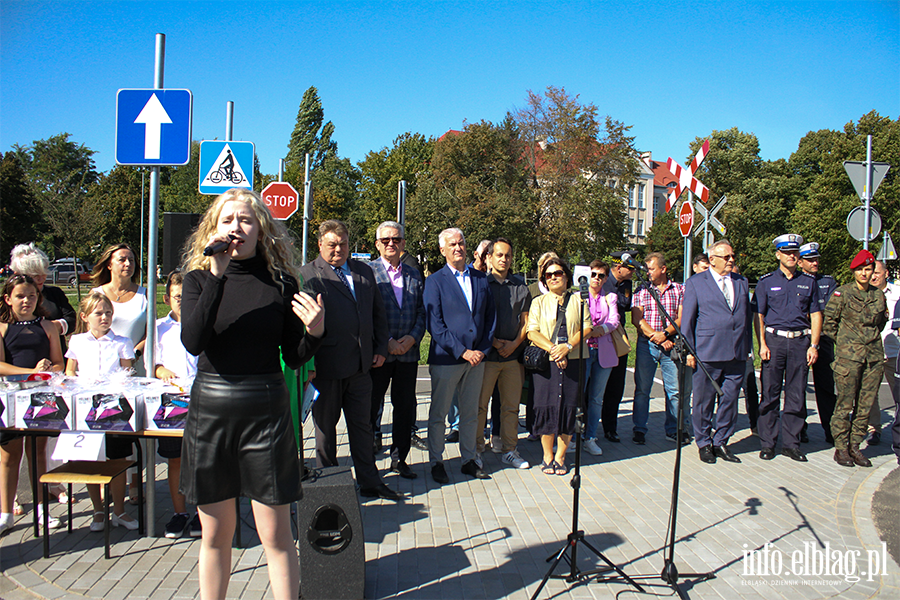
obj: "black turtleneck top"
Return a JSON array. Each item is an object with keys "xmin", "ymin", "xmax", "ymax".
[{"xmin": 181, "ymin": 254, "xmax": 322, "ymax": 376}]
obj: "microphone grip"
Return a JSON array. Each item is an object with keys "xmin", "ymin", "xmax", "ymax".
[{"xmin": 203, "ymin": 235, "xmax": 235, "ymax": 257}]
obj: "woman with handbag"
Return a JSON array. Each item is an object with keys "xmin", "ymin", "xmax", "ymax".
[
  {"xmin": 582, "ymin": 260, "xmax": 620, "ymax": 456},
  {"xmin": 526, "ymin": 258, "xmax": 592, "ymax": 475}
]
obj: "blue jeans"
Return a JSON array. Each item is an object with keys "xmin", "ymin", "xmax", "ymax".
[
  {"xmin": 633, "ymin": 336, "xmax": 689, "ymax": 436},
  {"xmin": 584, "ymin": 347, "xmax": 613, "ymax": 439}
]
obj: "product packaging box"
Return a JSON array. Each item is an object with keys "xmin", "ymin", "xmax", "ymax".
[
  {"xmin": 0, "ymin": 390, "xmax": 13, "ymax": 428},
  {"xmin": 143, "ymin": 386, "xmax": 189, "ymax": 431},
  {"xmin": 74, "ymin": 389, "xmax": 144, "ymax": 432},
  {"xmin": 14, "ymin": 387, "xmax": 75, "ymax": 430}
]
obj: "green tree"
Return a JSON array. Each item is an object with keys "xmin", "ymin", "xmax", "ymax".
[
  {"xmin": 0, "ymin": 152, "xmax": 40, "ymax": 261},
  {"xmin": 644, "ymin": 206, "xmax": 684, "ymax": 279},
  {"xmin": 13, "ymin": 133, "xmax": 99, "ymax": 260},
  {"xmin": 86, "ymin": 165, "xmax": 145, "ymax": 257},
  {"xmin": 515, "ymin": 86, "xmax": 637, "ymax": 262},
  {"xmin": 160, "ymin": 141, "xmax": 211, "ymax": 216},
  {"xmin": 285, "ymin": 86, "xmax": 337, "ymax": 175}
]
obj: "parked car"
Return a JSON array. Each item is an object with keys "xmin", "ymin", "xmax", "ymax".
[{"xmin": 48, "ymin": 262, "xmax": 91, "ymax": 287}]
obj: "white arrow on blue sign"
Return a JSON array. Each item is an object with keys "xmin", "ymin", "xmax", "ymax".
[{"xmin": 116, "ymin": 89, "xmax": 192, "ymax": 166}]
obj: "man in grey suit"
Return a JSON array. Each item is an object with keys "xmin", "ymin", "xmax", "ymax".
[
  {"xmin": 682, "ymin": 239, "xmax": 752, "ymax": 465},
  {"xmin": 299, "ymin": 220, "xmax": 400, "ymax": 500}
]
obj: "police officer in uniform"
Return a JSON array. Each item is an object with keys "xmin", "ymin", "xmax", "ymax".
[
  {"xmin": 755, "ymin": 234, "xmax": 822, "ymax": 462},
  {"xmin": 799, "ymin": 242, "xmax": 837, "ymax": 444},
  {"xmin": 825, "ymin": 249, "xmax": 887, "ymax": 467}
]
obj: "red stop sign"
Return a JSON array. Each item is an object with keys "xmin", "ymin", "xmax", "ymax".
[
  {"xmin": 678, "ymin": 201, "xmax": 693, "ymax": 237},
  {"xmin": 262, "ymin": 182, "xmax": 299, "ymax": 220}
]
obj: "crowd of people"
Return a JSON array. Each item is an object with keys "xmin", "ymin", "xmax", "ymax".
[{"xmin": 2, "ymin": 187, "xmax": 900, "ymax": 599}]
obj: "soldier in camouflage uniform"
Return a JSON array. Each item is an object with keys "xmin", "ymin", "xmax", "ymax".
[{"xmin": 824, "ymin": 249, "xmax": 888, "ymax": 467}]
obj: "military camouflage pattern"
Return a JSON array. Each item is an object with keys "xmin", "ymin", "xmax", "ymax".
[{"xmin": 824, "ymin": 283, "xmax": 888, "ymax": 449}]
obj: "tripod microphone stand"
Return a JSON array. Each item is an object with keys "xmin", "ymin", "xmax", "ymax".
[
  {"xmin": 625, "ymin": 263, "xmax": 717, "ymax": 599},
  {"xmin": 530, "ymin": 275, "xmax": 644, "ymax": 599}
]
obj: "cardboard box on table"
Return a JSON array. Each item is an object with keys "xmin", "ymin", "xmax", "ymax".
[
  {"xmin": 0, "ymin": 390, "xmax": 13, "ymax": 428},
  {"xmin": 14, "ymin": 387, "xmax": 75, "ymax": 430},
  {"xmin": 142, "ymin": 384, "xmax": 190, "ymax": 432},
  {"xmin": 73, "ymin": 388, "xmax": 144, "ymax": 432}
]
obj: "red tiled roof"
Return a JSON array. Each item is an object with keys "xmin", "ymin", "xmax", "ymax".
[{"xmin": 645, "ymin": 155, "xmax": 677, "ymax": 188}]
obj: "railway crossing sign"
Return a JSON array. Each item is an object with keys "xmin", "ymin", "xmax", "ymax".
[
  {"xmin": 198, "ymin": 141, "xmax": 254, "ymax": 195},
  {"xmin": 666, "ymin": 139, "xmax": 710, "ymax": 211}
]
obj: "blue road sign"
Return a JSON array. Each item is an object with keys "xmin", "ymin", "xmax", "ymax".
[
  {"xmin": 116, "ymin": 89, "xmax": 192, "ymax": 166},
  {"xmin": 198, "ymin": 140, "xmax": 255, "ymax": 195}
]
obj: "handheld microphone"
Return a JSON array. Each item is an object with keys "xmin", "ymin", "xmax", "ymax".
[
  {"xmin": 620, "ymin": 253, "xmax": 647, "ymax": 272},
  {"xmin": 203, "ymin": 235, "xmax": 237, "ymax": 257}
]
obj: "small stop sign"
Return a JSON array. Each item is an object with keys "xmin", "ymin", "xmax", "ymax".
[
  {"xmin": 262, "ymin": 182, "xmax": 299, "ymax": 220},
  {"xmin": 679, "ymin": 200, "xmax": 693, "ymax": 238}
]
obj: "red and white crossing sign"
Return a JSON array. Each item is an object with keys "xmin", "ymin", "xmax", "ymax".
[
  {"xmin": 665, "ymin": 139, "xmax": 710, "ymax": 211},
  {"xmin": 262, "ymin": 181, "xmax": 299, "ymax": 220},
  {"xmin": 679, "ymin": 199, "xmax": 694, "ymax": 237}
]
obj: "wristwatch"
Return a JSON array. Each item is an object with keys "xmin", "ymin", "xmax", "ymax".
[
  {"xmin": 565, "ymin": 343, "xmax": 573, "ymax": 351},
  {"xmin": 810, "ymin": 344, "xmax": 819, "ymax": 350}
]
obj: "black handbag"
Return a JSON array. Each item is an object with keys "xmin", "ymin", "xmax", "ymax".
[{"xmin": 523, "ymin": 344, "xmax": 550, "ymax": 371}]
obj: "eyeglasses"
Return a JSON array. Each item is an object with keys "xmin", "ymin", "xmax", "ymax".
[
  {"xmin": 711, "ymin": 254, "xmax": 735, "ymax": 261},
  {"xmin": 544, "ymin": 270, "xmax": 565, "ymax": 279},
  {"xmin": 591, "ymin": 272, "xmax": 607, "ymax": 279},
  {"xmin": 378, "ymin": 237, "xmax": 403, "ymax": 245}
]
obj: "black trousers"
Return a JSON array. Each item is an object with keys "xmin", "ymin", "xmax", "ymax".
[
  {"xmin": 602, "ymin": 353, "xmax": 628, "ymax": 435},
  {"xmin": 370, "ymin": 361, "xmax": 418, "ymax": 463},
  {"xmin": 760, "ymin": 334, "xmax": 810, "ymax": 450},
  {"xmin": 808, "ymin": 336, "xmax": 836, "ymax": 439}
]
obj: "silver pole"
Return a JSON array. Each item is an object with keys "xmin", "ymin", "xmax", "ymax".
[
  {"xmin": 278, "ymin": 159, "xmax": 284, "ymax": 182},
  {"xmin": 139, "ymin": 169, "xmax": 145, "ymax": 287},
  {"xmin": 864, "ymin": 135, "xmax": 873, "ymax": 250},
  {"xmin": 226, "ymin": 101, "xmax": 234, "ymax": 142},
  {"xmin": 397, "ymin": 180, "xmax": 407, "ymax": 225},
  {"xmin": 683, "ymin": 192, "xmax": 693, "ymax": 283},
  {"xmin": 301, "ymin": 153, "xmax": 311, "ymax": 265},
  {"xmin": 143, "ymin": 31, "xmax": 166, "ymax": 537}
]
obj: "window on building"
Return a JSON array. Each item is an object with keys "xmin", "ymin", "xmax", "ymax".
[
  {"xmin": 637, "ymin": 219, "xmax": 644, "ymax": 236},
  {"xmin": 628, "ymin": 218, "xmax": 634, "ymax": 235},
  {"xmin": 628, "ymin": 186, "xmax": 635, "ymax": 208},
  {"xmin": 653, "ymin": 195, "xmax": 660, "ymax": 216},
  {"xmin": 638, "ymin": 186, "xmax": 645, "ymax": 209}
]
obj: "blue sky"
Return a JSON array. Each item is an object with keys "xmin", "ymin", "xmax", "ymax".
[{"xmin": 1, "ymin": 0, "xmax": 897, "ymax": 176}]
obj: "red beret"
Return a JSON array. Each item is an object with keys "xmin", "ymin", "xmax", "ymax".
[{"xmin": 849, "ymin": 249, "xmax": 875, "ymax": 270}]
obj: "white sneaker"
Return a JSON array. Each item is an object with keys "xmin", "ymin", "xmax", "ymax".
[
  {"xmin": 490, "ymin": 435, "xmax": 503, "ymax": 453},
  {"xmin": 501, "ymin": 450, "xmax": 530, "ymax": 469},
  {"xmin": 0, "ymin": 513, "xmax": 13, "ymax": 536},
  {"xmin": 584, "ymin": 438, "xmax": 603, "ymax": 456},
  {"xmin": 37, "ymin": 507, "xmax": 62, "ymax": 530}
]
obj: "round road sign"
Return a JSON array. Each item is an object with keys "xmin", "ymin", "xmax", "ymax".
[
  {"xmin": 846, "ymin": 206, "xmax": 882, "ymax": 242},
  {"xmin": 262, "ymin": 182, "xmax": 299, "ymax": 221},
  {"xmin": 679, "ymin": 201, "xmax": 694, "ymax": 238}
]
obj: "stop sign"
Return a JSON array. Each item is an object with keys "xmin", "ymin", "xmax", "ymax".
[
  {"xmin": 679, "ymin": 200, "xmax": 693, "ymax": 238},
  {"xmin": 262, "ymin": 181, "xmax": 299, "ymax": 220}
]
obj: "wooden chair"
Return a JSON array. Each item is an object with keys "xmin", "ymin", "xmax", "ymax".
[{"xmin": 39, "ymin": 459, "xmax": 141, "ymax": 559}]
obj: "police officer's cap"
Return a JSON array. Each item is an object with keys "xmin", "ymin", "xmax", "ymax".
[
  {"xmin": 773, "ymin": 234, "xmax": 804, "ymax": 251},
  {"xmin": 849, "ymin": 249, "xmax": 875, "ymax": 270},
  {"xmin": 799, "ymin": 242, "xmax": 820, "ymax": 259}
]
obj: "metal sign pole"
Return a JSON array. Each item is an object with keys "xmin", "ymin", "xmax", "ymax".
[
  {"xmin": 226, "ymin": 101, "xmax": 234, "ymax": 142},
  {"xmin": 301, "ymin": 153, "xmax": 311, "ymax": 265},
  {"xmin": 683, "ymin": 191, "xmax": 694, "ymax": 284},
  {"xmin": 864, "ymin": 135, "xmax": 873, "ymax": 250},
  {"xmin": 397, "ymin": 180, "xmax": 407, "ymax": 226}
]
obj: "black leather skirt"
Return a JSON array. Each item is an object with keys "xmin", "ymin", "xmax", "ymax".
[{"xmin": 180, "ymin": 371, "xmax": 302, "ymax": 506}]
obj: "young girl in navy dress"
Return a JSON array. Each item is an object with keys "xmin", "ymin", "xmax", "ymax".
[{"xmin": 0, "ymin": 275, "xmax": 64, "ymax": 534}]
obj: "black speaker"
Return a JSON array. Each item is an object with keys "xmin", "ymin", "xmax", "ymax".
[
  {"xmin": 297, "ymin": 466, "xmax": 365, "ymax": 600},
  {"xmin": 162, "ymin": 212, "xmax": 200, "ymax": 276}
]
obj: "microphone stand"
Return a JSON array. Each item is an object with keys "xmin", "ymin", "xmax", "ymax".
[
  {"xmin": 626, "ymin": 265, "xmax": 718, "ymax": 599},
  {"xmin": 531, "ymin": 277, "xmax": 644, "ymax": 599}
]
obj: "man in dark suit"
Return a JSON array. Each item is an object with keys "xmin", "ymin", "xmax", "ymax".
[
  {"xmin": 682, "ymin": 239, "xmax": 752, "ymax": 465},
  {"xmin": 368, "ymin": 221, "xmax": 426, "ymax": 480},
  {"xmin": 425, "ymin": 227, "xmax": 496, "ymax": 483},
  {"xmin": 299, "ymin": 220, "xmax": 400, "ymax": 500}
]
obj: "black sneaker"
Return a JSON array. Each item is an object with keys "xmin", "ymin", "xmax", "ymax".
[
  {"xmin": 633, "ymin": 432, "xmax": 646, "ymax": 445},
  {"xmin": 165, "ymin": 513, "xmax": 190, "ymax": 539},
  {"xmin": 189, "ymin": 513, "xmax": 202, "ymax": 538}
]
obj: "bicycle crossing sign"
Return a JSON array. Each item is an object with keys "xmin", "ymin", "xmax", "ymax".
[
  {"xmin": 116, "ymin": 89, "xmax": 192, "ymax": 165},
  {"xmin": 199, "ymin": 140, "xmax": 254, "ymax": 195}
]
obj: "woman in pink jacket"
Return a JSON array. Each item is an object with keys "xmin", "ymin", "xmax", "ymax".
[{"xmin": 582, "ymin": 260, "xmax": 620, "ymax": 456}]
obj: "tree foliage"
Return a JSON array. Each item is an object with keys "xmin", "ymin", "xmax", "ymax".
[{"xmin": 0, "ymin": 152, "xmax": 39, "ymax": 262}]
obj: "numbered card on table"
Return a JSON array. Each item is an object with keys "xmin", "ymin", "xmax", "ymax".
[{"xmin": 52, "ymin": 431, "xmax": 106, "ymax": 462}]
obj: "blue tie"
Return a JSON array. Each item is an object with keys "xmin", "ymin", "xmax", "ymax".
[{"xmin": 334, "ymin": 267, "xmax": 355, "ymax": 300}]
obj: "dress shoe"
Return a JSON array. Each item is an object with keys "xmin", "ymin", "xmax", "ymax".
[
  {"xmin": 698, "ymin": 445, "xmax": 717, "ymax": 464},
  {"xmin": 781, "ymin": 447, "xmax": 808, "ymax": 462},
  {"xmin": 604, "ymin": 431, "xmax": 620, "ymax": 443},
  {"xmin": 460, "ymin": 459, "xmax": 490, "ymax": 479},
  {"xmin": 759, "ymin": 447, "xmax": 776, "ymax": 460},
  {"xmin": 868, "ymin": 431, "xmax": 881, "ymax": 446},
  {"xmin": 411, "ymin": 433, "xmax": 428, "ymax": 450},
  {"xmin": 833, "ymin": 448, "xmax": 855, "ymax": 467},
  {"xmin": 799, "ymin": 429, "xmax": 809, "ymax": 444},
  {"xmin": 431, "ymin": 462, "xmax": 449, "ymax": 484},
  {"xmin": 445, "ymin": 430, "xmax": 459, "ymax": 443},
  {"xmin": 359, "ymin": 483, "xmax": 403, "ymax": 500},
  {"xmin": 390, "ymin": 460, "xmax": 417, "ymax": 479},
  {"xmin": 848, "ymin": 445, "xmax": 872, "ymax": 467},
  {"xmin": 712, "ymin": 444, "xmax": 741, "ymax": 463}
]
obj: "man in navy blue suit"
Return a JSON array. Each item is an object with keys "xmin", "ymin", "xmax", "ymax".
[
  {"xmin": 682, "ymin": 239, "xmax": 752, "ymax": 465},
  {"xmin": 424, "ymin": 228, "xmax": 496, "ymax": 483}
]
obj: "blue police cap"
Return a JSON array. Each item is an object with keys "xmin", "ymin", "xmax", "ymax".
[
  {"xmin": 799, "ymin": 242, "xmax": 820, "ymax": 258},
  {"xmin": 773, "ymin": 234, "xmax": 804, "ymax": 251}
]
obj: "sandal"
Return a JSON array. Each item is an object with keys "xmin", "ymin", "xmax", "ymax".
[
  {"xmin": 541, "ymin": 460, "xmax": 557, "ymax": 475},
  {"xmin": 554, "ymin": 461, "xmax": 568, "ymax": 476},
  {"xmin": 13, "ymin": 501, "xmax": 24, "ymax": 517}
]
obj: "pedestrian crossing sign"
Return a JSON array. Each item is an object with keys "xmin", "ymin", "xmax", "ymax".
[{"xmin": 198, "ymin": 140, "xmax": 255, "ymax": 195}]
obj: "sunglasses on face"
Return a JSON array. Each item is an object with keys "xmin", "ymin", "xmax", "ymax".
[
  {"xmin": 544, "ymin": 270, "xmax": 565, "ymax": 279},
  {"xmin": 378, "ymin": 237, "xmax": 403, "ymax": 245},
  {"xmin": 711, "ymin": 254, "xmax": 735, "ymax": 261},
  {"xmin": 591, "ymin": 272, "xmax": 607, "ymax": 279}
]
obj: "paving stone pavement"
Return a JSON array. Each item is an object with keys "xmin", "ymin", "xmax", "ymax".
[{"xmin": 2, "ymin": 367, "xmax": 898, "ymax": 599}]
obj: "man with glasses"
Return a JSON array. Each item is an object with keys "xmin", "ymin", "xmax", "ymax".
[
  {"xmin": 368, "ymin": 221, "xmax": 426, "ymax": 480},
  {"xmin": 632, "ymin": 253, "xmax": 689, "ymax": 445},
  {"xmin": 799, "ymin": 242, "xmax": 837, "ymax": 444},
  {"xmin": 755, "ymin": 234, "xmax": 822, "ymax": 463},
  {"xmin": 601, "ymin": 252, "xmax": 634, "ymax": 443},
  {"xmin": 682, "ymin": 239, "xmax": 752, "ymax": 464}
]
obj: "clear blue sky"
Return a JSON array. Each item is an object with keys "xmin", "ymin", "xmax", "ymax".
[{"xmin": 2, "ymin": 0, "xmax": 897, "ymax": 175}]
